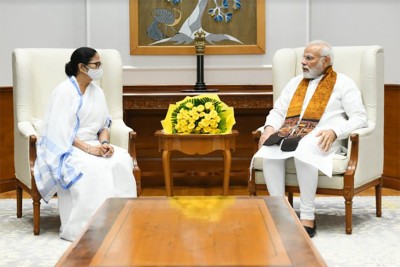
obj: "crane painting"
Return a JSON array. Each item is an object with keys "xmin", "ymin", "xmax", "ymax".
[{"xmin": 146, "ymin": 0, "xmax": 243, "ymax": 46}]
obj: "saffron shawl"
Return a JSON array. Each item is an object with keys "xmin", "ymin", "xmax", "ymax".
[
  {"xmin": 264, "ymin": 66, "xmax": 337, "ymax": 151},
  {"xmin": 251, "ymin": 72, "xmax": 368, "ymax": 177}
]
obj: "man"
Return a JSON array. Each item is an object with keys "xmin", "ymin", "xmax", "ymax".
[{"xmin": 254, "ymin": 40, "xmax": 368, "ymax": 237}]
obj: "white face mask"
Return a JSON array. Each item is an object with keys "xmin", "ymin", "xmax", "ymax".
[{"xmin": 86, "ymin": 66, "xmax": 103, "ymax": 81}]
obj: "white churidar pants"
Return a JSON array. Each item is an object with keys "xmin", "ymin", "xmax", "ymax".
[{"xmin": 262, "ymin": 157, "xmax": 319, "ymax": 220}]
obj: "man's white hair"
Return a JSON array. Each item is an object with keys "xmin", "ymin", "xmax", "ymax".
[{"xmin": 307, "ymin": 40, "xmax": 334, "ymax": 66}]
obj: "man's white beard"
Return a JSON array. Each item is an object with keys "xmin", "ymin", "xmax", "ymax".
[{"xmin": 303, "ymin": 62, "xmax": 324, "ymax": 79}]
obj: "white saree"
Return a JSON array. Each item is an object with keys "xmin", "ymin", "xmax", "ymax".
[{"xmin": 34, "ymin": 77, "xmax": 137, "ymax": 241}]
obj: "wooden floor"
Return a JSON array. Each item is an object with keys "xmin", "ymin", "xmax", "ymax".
[{"xmin": 1, "ymin": 185, "xmax": 399, "ymax": 199}]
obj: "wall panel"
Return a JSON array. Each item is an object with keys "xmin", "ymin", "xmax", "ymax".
[
  {"xmin": 382, "ymin": 85, "xmax": 400, "ymax": 190},
  {"xmin": 0, "ymin": 87, "xmax": 15, "ymax": 192},
  {"xmin": 1, "ymin": 84, "xmax": 399, "ymax": 193}
]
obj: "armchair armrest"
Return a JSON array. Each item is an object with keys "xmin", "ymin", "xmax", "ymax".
[
  {"xmin": 347, "ymin": 121, "xmax": 383, "ymax": 186},
  {"xmin": 129, "ymin": 130, "xmax": 141, "ymax": 196},
  {"xmin": 18, "ymin": 121, "xmax": 37, "ymax": 138},
  {"xmin": 29, "ymin": 135, "xmax": 37, "ymax": 178},
  {"xmin": 28, "ymin": 135, "xmax": 42, "ymax": 201},
  {"xmin": 351, "ymin": 121, "xmax": 375, "ymax": 137},
  {"xmin": 109, "ymin": 118, "xmax": 141, "ymax": 196},
  {"xmin": 128, "ymin": 132, "xmax": 139, "ymax": 170},
  {"xmin": 344, "ymin": 133, "xmax": 359, "ymax": 179},
  {"xmin": 109, "ymin": 119, "xmax": 132, "ymax": 149},
  {"xmin": 18, "ymin": 122, "xmax": 39, "ymax": 187},
  {"xmin": 252, "ymin": 128, "xmax": 262, "ymax": 154}
]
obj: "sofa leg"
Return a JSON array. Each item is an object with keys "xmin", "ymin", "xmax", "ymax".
[
  {"xmin": 248, "ymin": 169, "xmax": 257, "ymax": 196},
  {"xmin": 32, "ymin": 198, "xmax": 41, "ymax": 235},
  {"xmin": 136, "ymin": 180, "xmax": 142, "ymax": 197},
  {"xmin": 288, "ymin": 192, "xmax": 293, "ymax": 207},
  {"xmin": 16, "ymin": 184, "xmax": 23, "ymax": 218},
  {"xmin": 31, "ymin": 180, "xmax": 41, "ymax": 235},
  {"xmin": 248, "ymin": 181, "xmax": 257, "ymax": 196},
  {"xmin": 375, "ymin": 183, "xmax": 382, "ymax": 217},
  {"xmin": 345, "ymin": 198, "xmax": 353, "ymax": 234}
]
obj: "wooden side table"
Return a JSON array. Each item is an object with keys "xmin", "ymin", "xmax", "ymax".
[{"xmin": 155, "ymin": 130, "xmax": 239, "ymax": 196}]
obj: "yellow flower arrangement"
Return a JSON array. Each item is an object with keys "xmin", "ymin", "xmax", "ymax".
[{"xmin": 161, "ymin": 94, "xmax": 235, "ymax": 134}]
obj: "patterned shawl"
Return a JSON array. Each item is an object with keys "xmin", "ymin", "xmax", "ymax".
[{"xmin": 264, "ymin": 66, "xmax": 337, "ymax": 151}]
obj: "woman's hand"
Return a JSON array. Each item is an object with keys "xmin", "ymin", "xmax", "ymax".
[
  {"xmin": 101, "ymin": 143, "xmax": 114, "ymax": 157},
  {"xmin": 89, "ymin": 143, "xmax": 114, "ymax": 157},
  {"xmin": 73, "ymin": 137, "xmax": 114, "ymax": 157}
]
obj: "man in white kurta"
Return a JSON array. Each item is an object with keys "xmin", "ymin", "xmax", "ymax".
[
  {"xmin": 253, "ymin": 40, "xmax": 368, "ymax": 237},
  {"xmin": 34, "ymin": 75, "xmax": 137, "ymax": 241}
]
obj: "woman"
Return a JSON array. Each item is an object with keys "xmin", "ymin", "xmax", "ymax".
[{"xmin": 34, "ymin": 47, "xmax": 137, "ymax": 241}]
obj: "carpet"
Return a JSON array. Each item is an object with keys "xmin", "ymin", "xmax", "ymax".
[
  {"xmin": 0, "ymin": 196, "xmax": 399, "ymax": 267},
  {"xmin": 309, "ymin": 196, "xmax": 400, "ymax": 267}
]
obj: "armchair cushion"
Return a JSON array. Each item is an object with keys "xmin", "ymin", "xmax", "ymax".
[
  {"xmin": 253, "ymin": 168, "xmax": 346, "ymax": 190},
  {"xmin": 253, "ymin": 153, "xmax": 349, "ymax": 176}
]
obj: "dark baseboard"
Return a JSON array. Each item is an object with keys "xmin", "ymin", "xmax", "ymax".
[
  {"xmin": 383, "ymin": 176, "xmax": 400, "ymax": 191},
  {"xmin": 0, "ymin": 178, "xmax": 16, "ymax": 193}
]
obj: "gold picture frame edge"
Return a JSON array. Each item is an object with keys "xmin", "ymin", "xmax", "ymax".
[{"xmin": 129, "ymin": 0, "xmax": 266, "ymax": 55}]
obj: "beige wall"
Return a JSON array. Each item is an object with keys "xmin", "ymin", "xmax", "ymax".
[{"xmin": 0, "ymin": 0, "xmax": 399, "ymax": 86}]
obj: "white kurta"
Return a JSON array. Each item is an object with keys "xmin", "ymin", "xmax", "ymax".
[
  {"xmin": 34, "ymin": 77, "xmax": 137, "ymax": 241},
  {"xmin": 253, "ymin": 72, "xmax": 368, "ymax": 177}
]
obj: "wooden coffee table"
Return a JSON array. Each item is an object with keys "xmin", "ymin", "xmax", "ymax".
[{"xmin": 56, "ymin": 196, "xmax": 326, "ymax": 267}]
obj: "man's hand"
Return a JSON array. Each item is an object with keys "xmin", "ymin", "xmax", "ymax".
[
  {"xmin": 258, "ymin": 126, "xmax": 275, "ymax": 149},
  {"xmin": 315, "ymin": 129, "xmax": 337, "ymax": 152}
]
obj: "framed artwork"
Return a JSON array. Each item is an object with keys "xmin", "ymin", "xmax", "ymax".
[{"xmin": 129, "ymin": 0, "xmax": 265, "ymax": 55}]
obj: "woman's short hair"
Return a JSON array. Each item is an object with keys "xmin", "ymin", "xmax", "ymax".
[{"xmin": 65, "ymin": 47, "xmax": 97, "ymax": 77}]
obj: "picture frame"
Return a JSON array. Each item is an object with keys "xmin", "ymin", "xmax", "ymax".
[{"xmin": 129, "ymin": 0, "xmax": 265, "ymax": 55}]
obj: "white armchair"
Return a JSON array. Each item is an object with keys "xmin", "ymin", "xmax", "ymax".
[
  {"xmin": 249, "ymin": 46, "xmax": 384, "ymax": 234},
  {"xmin": 12, "ymin": 48, "xmax": 141, "ymax": 235}
]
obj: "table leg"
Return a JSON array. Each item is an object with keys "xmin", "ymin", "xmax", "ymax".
[
  {"xmin": 162, "ymin": 150, "xmax": 173, "ymax": 197},
  {"xmin": 222, "ymin": 149, "xmax": 232, "ymax": 196}
]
